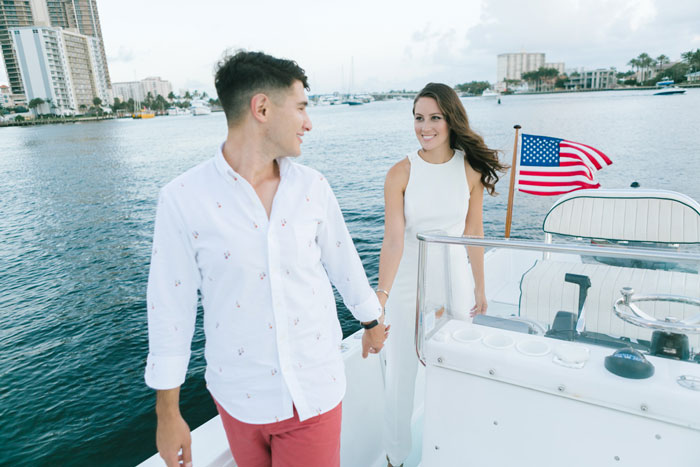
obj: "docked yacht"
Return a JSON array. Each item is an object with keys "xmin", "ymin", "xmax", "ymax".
[
  {"xmin": 481, "ymin": 89, "xmax": 500, "ymax": 99},
  {"xmin": 167, "ymin": 106, "xmax": 188, "ymax": 116},
  {"xmin": 138, "ymin": 189, "xmax": 700, "ymax": 466},
  {"xmin": 190, "ymin": 99, "xmax": 212, "ymax": 116}
]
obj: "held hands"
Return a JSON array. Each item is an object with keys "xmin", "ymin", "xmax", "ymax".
[
  {"xmin": 470, "ymin": 289, "xmax": 488, "ymax": 318},
  {"xmin": 156, "ymin": 411, "xmax": 192, "ymax": 467},
  {"xmin": 361, "ymin": 310, "xmax": 390, "ymax": 359}
]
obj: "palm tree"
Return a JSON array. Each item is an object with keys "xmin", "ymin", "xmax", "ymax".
[
  {"xmin": 627, "ymin": 58, "xmax": 640, "ymax": 83},
  {"xmin": 92, "ymin": 97, "xmax": 103, "ymax": 116},
  {"xmin": 28, "ymin": 97, "xmax": 45, "ymax": 117},
  {"xmin": 636, "ymin": 53, "xmax": 655, "ymax": 82},
  {"xmin": 44, "ymin": 98, "xmax": 58, "ymax": 116},
  {"xmin": 682, "ymin": 49, "xmax": 700, "ymax": 72},
  {"xmin": 656, "ymin": 55, "xmax": 670, "ymax": 71}
]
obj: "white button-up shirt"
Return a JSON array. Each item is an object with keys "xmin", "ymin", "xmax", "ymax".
[{"xmin": 145, "ymin": 146, "xmax": 382, "ymax": 423}]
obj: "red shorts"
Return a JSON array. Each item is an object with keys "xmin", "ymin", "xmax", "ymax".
[{"xmin": 214, "ymin": 399, "xmax": 342, "ymax": 467}]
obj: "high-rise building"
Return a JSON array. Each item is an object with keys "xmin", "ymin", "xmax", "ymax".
[
  {"xmin": 11, "ymin": 24, "xmax": 109, "ymax": 114},
  {"xmin": 0, "ymin": 0, "xmax": 110, "ymax": 106},
  {"xmin": 141, "ymin": 76, "xmax": 172, "ymax": 99},
  {"xmin": 112, "ymin": 80, "xmax": 144, "ymax": 103},
  {"xmin": 113, "ymin": 77, "xmax": 174, "ymax": 103},
  {"xmin": 0, "ymin": 1, "xmax": 35, "ymax": 104},
  {"xmin": 46, "ymin": 1, "xmax": 110, "ymax": 87},
  {"xmin": 497, "ymin": 52, "xmax": 545, "ymax": 83}
]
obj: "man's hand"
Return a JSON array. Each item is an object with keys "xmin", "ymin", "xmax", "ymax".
[
  {"xmin": 157, "ymin": 412, "xmax": 192, "ymax": 466},
  {"xmin": 361, "ymin": 314, "xmax": 389, "ymax": 358},
  {"xmin": 156, "ymin": 388, "xmax": 192, "ymax": 467}
]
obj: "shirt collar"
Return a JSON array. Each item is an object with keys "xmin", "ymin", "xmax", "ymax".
[{"xmin": 214, "ymin": 143, "xmax": 292, "ymax": 182}]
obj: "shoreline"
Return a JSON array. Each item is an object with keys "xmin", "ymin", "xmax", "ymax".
[
  {"xmin": 0, "ymin": 115, "xmax": 116, "ymax": 128},
  {"xmin": 498, "ymin": 82, "xmax": 700, "ymax": 96}
]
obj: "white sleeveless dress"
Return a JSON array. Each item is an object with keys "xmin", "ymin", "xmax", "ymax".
[{"xmin": 383, "ymin": 149, "xmax": 475, "ymax": 465}]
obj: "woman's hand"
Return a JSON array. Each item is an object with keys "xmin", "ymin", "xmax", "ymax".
[{"xmin": 470, "ymin": 289, "xmax": 488, "ymax": 317}]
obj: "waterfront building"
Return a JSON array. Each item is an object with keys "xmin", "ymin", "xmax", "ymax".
[
  {"xmin": 112, "ymin": 81, "xmax": 144, "ymax": 103},
  {"xmin": 497, "ymin": 52, "xmax": 545, "ymax": 82},
  {"xmin": 0, "ymin": 84, "xmax": 14, "ymax": 107},
  {"xmin": 10, "ymin": 24, "xmax": 108, "ymax": 114},
  {"xmin": 141, "ymin": 76, "xmax": 172, "ymax": 99},
  {"xmin": 565, "ymin": 68, "xmax": 617, "ymax": 90},
  {"xmin": 0, "ymin": 0, "xmax": 111, "ymax": 106},
  {"xmin": 113, "ymin": 77, "xmax": 174, "ymax": 103},
  {"xmin": 545, "ymin": 62, "xmax": 565, "ymax": 74},
  {"xmin": 0, "ymin": 0, "xmax": 38, "ymax": 105},
  {"xmin": 686, "ymin": 71, "xmax": 700, "ymax": 83},
  {"xmin": 46, "ymin": 0, "xmax": 110, "ymax": 88}
]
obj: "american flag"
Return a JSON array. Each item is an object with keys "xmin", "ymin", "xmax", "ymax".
[{"xmin": 516, "ymin": 134, "xmax": 613, "ymax": 196}]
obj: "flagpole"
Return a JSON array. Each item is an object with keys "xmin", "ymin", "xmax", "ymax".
[{"xmin": 505, "ymin": 124, "xmax": 521, "ymax": 238}]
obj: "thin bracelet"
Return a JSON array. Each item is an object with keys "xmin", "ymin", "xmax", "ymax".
[{"xmin": 376, "ymin": 288, "xmax": 390, "ymax": 298}]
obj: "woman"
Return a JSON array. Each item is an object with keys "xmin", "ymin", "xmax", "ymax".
[{"xmin": 377, "ymin": 83, "xmax": 506, "ymax": 466}]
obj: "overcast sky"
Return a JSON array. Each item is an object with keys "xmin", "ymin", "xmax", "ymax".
[{"xmin": 1, "ymin": 0, "xmax": 699, "ymax": 94}]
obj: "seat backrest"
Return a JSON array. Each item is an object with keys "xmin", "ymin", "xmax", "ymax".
[{"xmin": 543, "ymin": 189, "xmax": 700, "ymax": 244}]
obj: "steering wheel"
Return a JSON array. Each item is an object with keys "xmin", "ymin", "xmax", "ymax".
[{"xmin": 613, "ymin": 287, "xmax": 700, "ymax": 334}]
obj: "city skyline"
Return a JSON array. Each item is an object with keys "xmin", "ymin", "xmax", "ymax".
[{"xmin": 1, "ymin": 0, "xmax": 699, "ymax": 95}]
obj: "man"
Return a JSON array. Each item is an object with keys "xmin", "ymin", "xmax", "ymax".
[{"xmin": 145, "ymin": 51, "xmax": 388, "ymax": 467}]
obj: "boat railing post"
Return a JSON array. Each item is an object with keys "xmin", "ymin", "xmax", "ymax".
[{"xmin": 415, "ymin": 237, "xmax": 428, "ymax": 366}]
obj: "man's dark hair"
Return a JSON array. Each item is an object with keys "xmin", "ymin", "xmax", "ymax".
[{"xmin": 215, "ymin": 50, "xmax": 309, "ymax": 125}]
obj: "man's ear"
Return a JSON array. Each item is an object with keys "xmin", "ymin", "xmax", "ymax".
[{"xmin": 250, "ymin": 93, "xmax": 269, "ymax": 123}]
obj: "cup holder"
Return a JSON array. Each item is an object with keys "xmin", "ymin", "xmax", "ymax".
[
  {"xmin": 553, "ymin": 343, "xmax": 590, "ymax": 369},
  {"xmin": 516, "ymin": 339, "xmax": 551, "ymax": 357},
  {"xmin": 483, "ymin": 333, "xmax": 514, "ymax": 350},
  {"xmin": 452, "ymin": 327, "xmax": 483, "ymax": 343}
]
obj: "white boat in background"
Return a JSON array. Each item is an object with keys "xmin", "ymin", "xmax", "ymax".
[
  {"xmin": 138, "ymin": 188, "xmax": 700, "ymax": 466},
  {"xmin": 167, "ymin": 107, "xmax": 188, "ymax": 116},
  {"xmin": 654, "ymin": 79, "xmax": 686, "ymax": 96},
  {"xmin": 190, "ymin": 99, "xmax": 212, "ymax": 116},
  {"xmin": 481, "ymin": 88, "xmax": 500, "ymax": 99}
]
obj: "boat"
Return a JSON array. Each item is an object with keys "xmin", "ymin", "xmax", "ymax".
[
  {"xmin": 166, "ymin": 106, "xmax": 188, "ymax": 116},
  {"xmin": 654, "ymin": 79, "xmax": 686, "ymax": 96},
  {"xmin": 132, "ymin": 110, "xmax": 155, "ymax": 119},
  {"xmin": 190, "ymin": 99, "xmax": 212, "ymax": 116},
  {"xmin": 138, "ymin": 188, "xmax": 700, "ymax": 466},
  {"xmin": 481, "ymin": 89, "xmax": 500, "ymax": 99}
]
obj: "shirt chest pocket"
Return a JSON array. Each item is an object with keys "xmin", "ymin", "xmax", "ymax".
[{"xmin": 293, "ymin": 222, "xmax": 320, "ymax": 267}]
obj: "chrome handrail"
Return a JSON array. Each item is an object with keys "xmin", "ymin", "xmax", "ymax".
[{"xmin": 415, "ymin": 233, "xmax": 700, "ymax": 264}]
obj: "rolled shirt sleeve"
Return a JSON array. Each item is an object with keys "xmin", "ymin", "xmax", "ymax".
[
  {"xmin": 317, "ymin": 179, "xmax": 382, "ymax": 323},
  {"xmin": 144, "ymin": 187, "xmax": 200, "ymax": 390}
]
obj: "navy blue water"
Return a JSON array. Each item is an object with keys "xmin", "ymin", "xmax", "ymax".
[{"xmin": 1, "ymin": 90, "xmax": 699, "ymax": 466}]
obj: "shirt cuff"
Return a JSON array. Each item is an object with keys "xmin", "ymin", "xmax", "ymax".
[
  {"xmin": 144, "ymin": 353, "xmax": 190, "ymax": 390},
  {"xmin": 347, "ymin": 290, "xmax": 383, "ymax": 323}
]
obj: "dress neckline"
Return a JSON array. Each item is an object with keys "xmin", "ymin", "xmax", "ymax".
[{"xmin": 415, "ymin": 149, "xmax": 457, "ymax": 166}]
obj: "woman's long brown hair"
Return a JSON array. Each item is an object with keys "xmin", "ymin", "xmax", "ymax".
[{"xmin": 413, "ymin": 83, "xmax": 508, "ymax": 195}]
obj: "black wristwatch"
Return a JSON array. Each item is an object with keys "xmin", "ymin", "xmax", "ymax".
[{"xmin": 361, "ymin": 319, "xmax": 379, "ymax": 330}]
